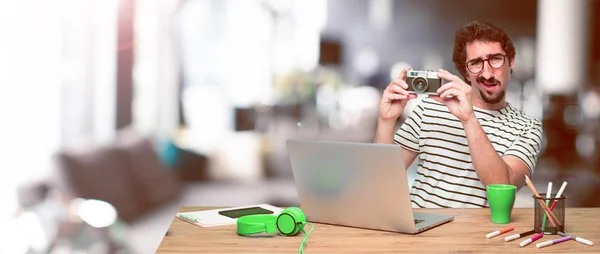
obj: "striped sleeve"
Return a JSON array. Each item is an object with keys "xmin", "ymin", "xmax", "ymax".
[
  {"xmin": 394, "ymin": 101, "xmax": 425, "ymax": 152},
  {"xmin": 503, "ymin": 120, "xmax": 543, "ymax": 173}
]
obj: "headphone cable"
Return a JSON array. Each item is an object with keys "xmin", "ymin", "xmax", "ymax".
[{"xmin": 298, "ymin": 222, "xmax": 314, "ymax": 254}]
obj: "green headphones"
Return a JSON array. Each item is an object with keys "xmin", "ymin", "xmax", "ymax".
[
  {"xmin": 237, "ymin": 207, "xmax": 306, "ymax": 236},
  {"xmin": 237, "ymin": 207, "xmax": 313, "ymax": 253}
]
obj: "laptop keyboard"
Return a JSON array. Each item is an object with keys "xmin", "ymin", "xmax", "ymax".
[{"xmin": 414, "ymin": 219, "xmax": 425, "ymax": 224}]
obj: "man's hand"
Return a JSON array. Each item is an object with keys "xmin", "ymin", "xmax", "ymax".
[
  {"xmin": 379, "ymin": 67, "xmax": 418, "ymax": 122},
  {"xmin": 429, "ymin": 68, "xmax": 474, "ymax": 122}
]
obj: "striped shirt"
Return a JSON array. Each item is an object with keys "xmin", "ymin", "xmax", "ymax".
[{"xmin": 394, "ymin": 98, "xmax": 543, "ymax": 208}]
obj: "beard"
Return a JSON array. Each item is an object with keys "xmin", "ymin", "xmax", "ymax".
[
  {"xmin": 480, "ymin": 90, "xmax": 505, "ymax": 104},
  {"xmin": 476, "ymin": 76, "xmax": 505, "ymax": 104}
]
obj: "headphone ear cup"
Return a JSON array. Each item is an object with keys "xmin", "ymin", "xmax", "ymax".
[
  {"xmin": 288, "ymin": 207, "xmax": 307, "ymax": 224},
  {"xmin": 276, "ymin": 207, "xmax": 306, "ymax": 236}
]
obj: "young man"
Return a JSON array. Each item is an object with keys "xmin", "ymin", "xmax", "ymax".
[{"xmin": 374, "ymin": 21, "xmax": 543, "ymax": 208}]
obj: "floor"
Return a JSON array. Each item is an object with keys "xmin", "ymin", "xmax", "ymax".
[{"xmin": 124, "ymin": 160, "xmax": 600, "ymax": 254}]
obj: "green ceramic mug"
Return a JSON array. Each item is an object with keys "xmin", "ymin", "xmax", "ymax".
[{"xmin": 486, "ymin": 184, "xmax": 516, "ymax": 224}]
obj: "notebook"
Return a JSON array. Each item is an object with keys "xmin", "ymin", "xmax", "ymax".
[{"xmin": 175, "ymin": 204, "xmax": 283, "ymax": 227}]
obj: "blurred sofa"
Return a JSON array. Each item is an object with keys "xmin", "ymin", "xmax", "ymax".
[{"xmin": 52, "ymin": 131, "xmax": 184, "ymax": 223}]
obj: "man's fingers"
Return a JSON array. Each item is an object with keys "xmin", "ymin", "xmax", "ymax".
[
  {"xmin": 398, "ymin": 66, "xmax": 412, "ymax": 80},
  {"xmin": 384, "ymin": 87, "xmax": 417, "ymax": 101},
  {"xmin": 439, "ymin": 88, "xmax": 467, "ymax": 100},
  {"xmin": 437, "ymin": 68, "xmax": 460, "ymax": 82},
  {"xmin": 437, "ymin": 80, "xmax": 468, "ymax": 95},
  {"xmin": 438, "ymin": 68, "xmax": 452, "ymax": 75},
  {"xmin": 437, "ymin": 81, "xmax": 454, "ymax": 94},
  {"xmin": 386, "ymin": 93, "xmax": 412, "ymax": 101},
  {"xmin": 389, "ymin": 83, "xmax": 410, "ymax": 95},
  {"xmin": 439, "ymin": 87, "xmax": 455, "ymax": 98},
  {"xmin": 428, "ymin": 94, "xmax": 444, "ymax": 104},
  {"xmin": 390, "ymin": 78, "xmax": 409, "ymax": 90},
  {"xmin": 436, "ymin": 71, "xmax": 455, "ymax": 81}
]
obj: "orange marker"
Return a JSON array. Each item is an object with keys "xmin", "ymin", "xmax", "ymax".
[{"xmin": 486, "ymin": 226, "xmax": 514, "ymax": 239}]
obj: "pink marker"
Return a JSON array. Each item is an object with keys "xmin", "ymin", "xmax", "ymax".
[
  {"xmin": 519, "ymin": 233, "xmax": 543, "ymax": 247},
  {"xmin": 548, "ymin": 181, "xmax": 568, "ymax": 211}
]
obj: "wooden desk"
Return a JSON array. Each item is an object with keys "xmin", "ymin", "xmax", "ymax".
[{"xmin": 157, "ymin": 207, "xmax": 599, "ymax": 253}]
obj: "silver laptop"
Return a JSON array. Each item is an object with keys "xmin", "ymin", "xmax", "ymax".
[{"xmin": 286, "ymin": 139, "xmax": 454, "ymax": 234}]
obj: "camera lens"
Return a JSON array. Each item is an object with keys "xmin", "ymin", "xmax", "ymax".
[{"xmin": 412, "ymin": 77, "xmax": 428, "ymax": 92}]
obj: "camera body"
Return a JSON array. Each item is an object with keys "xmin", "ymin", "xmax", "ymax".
[{"xmin": 405, "ymin": 70, "xmax": 442, "ymax": 94}]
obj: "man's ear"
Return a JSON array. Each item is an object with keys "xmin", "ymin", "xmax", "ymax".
[{"xmin": 509, "ymin": 58, "xmax": 515, "ymax": 73}]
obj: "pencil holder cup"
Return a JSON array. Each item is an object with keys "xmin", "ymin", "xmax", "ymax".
[{"xmin": 533, "ymin": 194, "xmax": 566, "ymax": 235}]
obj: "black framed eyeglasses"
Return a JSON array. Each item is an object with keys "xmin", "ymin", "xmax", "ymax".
[{"xmin": 466, "ymin": 53, "xmax": 507, "ymax": 74}]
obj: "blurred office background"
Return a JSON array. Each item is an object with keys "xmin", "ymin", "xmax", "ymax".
[{"xmin": 1, "ymin": 0, "xmax": 599, "ymax": 253}]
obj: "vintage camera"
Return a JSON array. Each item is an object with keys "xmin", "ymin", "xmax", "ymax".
[{"xmin": 405, "ymin": 70, "xmax": 442, "ymax": 94}]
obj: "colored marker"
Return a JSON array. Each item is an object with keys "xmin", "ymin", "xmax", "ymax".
[
  {"xmin": 525, "ymin": 175, "xmax": 560, "ymax": 227},
  {"xmin": 536, "ymin": 236, "xmax": 572, "ymax": 248},
  {"xmin": 549, "ymin": 181, "xmax": 568, "ymax": 211},
  {"xmin": 541, "ymin": 182, "xmax": 552, "ymax": 230},
  {"xmin": 179, "ymin": 214, "xmax": 199, "ymax": 222},
  {"xmin": 486, "ymin": 226, "xmax": 514, "ymax": 239},
  {"xmin": 505, "ymin": 229, "xmax": 536, "ymax": 242},
  {"xmin": 519, "ymin": 233, "xmax": 544, "ymax": 247},
  {"xmin": 558, "ymin": 232, "xmax": 594, "ymax": 246}
]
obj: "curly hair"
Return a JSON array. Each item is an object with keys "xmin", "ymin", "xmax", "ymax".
[{"xmin": 452, "ymin": 21, "xmax": 515, "ymax": 82}]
